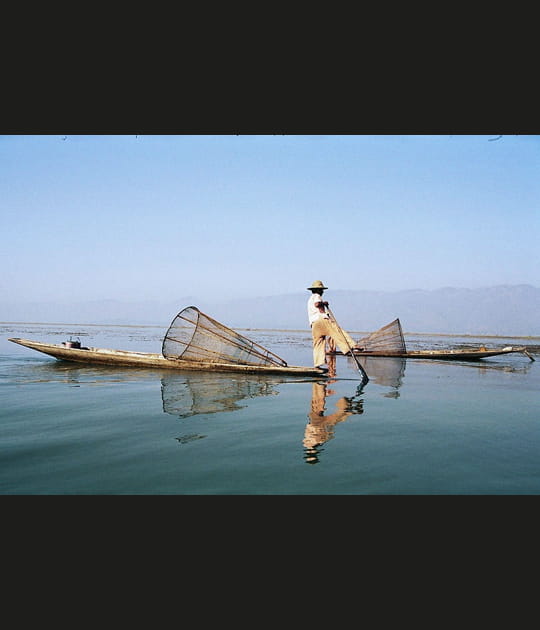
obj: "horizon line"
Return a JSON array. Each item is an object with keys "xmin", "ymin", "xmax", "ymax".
[{"xmin": 2, "ymin": 320, "xmax": 539, "ymax": 340}]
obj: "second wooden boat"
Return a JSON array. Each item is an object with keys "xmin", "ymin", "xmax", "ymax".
[
  {"xmin": 337, "ymin": 346, "xmax": 533, "ymax": 360},
  {"xmin": 329, "ymin": 318, "xmax": 535, "ymax": 361}
]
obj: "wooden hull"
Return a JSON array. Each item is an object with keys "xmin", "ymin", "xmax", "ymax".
[
  {"xmin": 9, "ymin": 338, "xmax": 326, "ymax": 376},
  {"xmin": 333, "ymin": 346, "xmax": 534, "ymax": 361},
  {"xmin": 346, "ymin": 318, "xmax": 534, "ymax": 361}
]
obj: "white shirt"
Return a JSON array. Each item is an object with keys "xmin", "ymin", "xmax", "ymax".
[{"xmin": 307, "ymin": 292, "xmax": 329, "ymax": 325}]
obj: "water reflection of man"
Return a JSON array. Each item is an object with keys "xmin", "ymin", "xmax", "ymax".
[{"xmin": 303, "ymin": 361, "xmax": 364, "ymax": 464}]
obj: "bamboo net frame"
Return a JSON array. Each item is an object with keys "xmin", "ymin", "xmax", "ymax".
[
  {"xmin": 355, "ymin": 318, "xmax": 407, "ymax": 353},
  {"xmin": 162, "ymin": 306, "xmax": 288, "ymax": 367}
]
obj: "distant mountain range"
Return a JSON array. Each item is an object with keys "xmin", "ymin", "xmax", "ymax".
[{"xmin": 2, "ymin": 284, "xmax": 539, "ymax": 336}]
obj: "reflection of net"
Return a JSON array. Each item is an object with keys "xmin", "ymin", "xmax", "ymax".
[
  {"xmin": 355, "ymin": 356, "xmax": 405, "ymax": 389},
  {"xmin": 161, "ymin": 373, "xmax": 279, "ymax": 418},
  {"xmin": 162, "ymin": 306, "xmax": 288, "ymax": 367},
  {"xmin": 356, "ymin": 318, "xmax": 406, "ymax": 353}
]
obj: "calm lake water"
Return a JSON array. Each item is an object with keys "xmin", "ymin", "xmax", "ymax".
[{"xmin": 1, "ymin": 322, "xmax": 539, "ymax": 494}]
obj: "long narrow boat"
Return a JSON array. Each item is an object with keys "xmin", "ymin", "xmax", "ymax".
[
  {"xmin": 329, "ymin": 318, "xmax": 535, "ymax": 362},
  {"xmin": 8, "ymin": 306, "xmax": 329, "ymax": 376},
  {"xmin": 337, "ymin": 346, "xmax": 534, "ymax": 361},
  {"xmin": 8, "ymin": 337, "xmax": 326, "ymax": 376}
]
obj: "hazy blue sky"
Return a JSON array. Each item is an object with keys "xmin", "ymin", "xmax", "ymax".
[{"xmin": 1, "ymin": 134, "xmax": 538, "ymax": 304}]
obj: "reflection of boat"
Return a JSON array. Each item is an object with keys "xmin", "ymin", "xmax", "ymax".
[
  {"xmin": 405, "ymin": 357, "xmax": 533, "ymax": 374},
  {"xmin": 6, "ymin": 356, "xmax": 172, "ymax": 386},
  {"xmin": 9, "ymin": 306, "xmax": 326, "ymax": 377},
  {"xmin": 332, "ymin": 319, "xmax": 535, "ymax": 362},
  {"xmin": 347, "ymin": 352, "xmax": 532, "ymax": 397},
  {"xmin": 161, "ymin": 372, "xmax": 283, "ymax": 418}
]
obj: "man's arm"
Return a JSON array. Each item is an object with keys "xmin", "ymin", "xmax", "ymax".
[{"xmin": 314, "ymin": 298, "xmax": 329, "ymax": 313}]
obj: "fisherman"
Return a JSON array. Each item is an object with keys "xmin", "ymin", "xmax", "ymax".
[{"xmin": 306, "ymin": 280, "xmax": 357, "ymax": 368}]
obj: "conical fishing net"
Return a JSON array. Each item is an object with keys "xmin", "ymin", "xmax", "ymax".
[
  {"xmin": 162, "ymin": 306, "xmax": 288, "ymax": 367},
  {"xmin": 355, "ymin": 318, "xmax": 407, "ymax": 353}
]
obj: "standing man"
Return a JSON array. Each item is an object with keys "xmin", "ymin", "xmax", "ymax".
[{"xmin": 307, "ymin": 280, "xmax": 357, "ymax": 368}]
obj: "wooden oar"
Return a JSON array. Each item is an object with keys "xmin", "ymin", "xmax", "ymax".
[{"xmin": 325, "ymin": 306, "xmax": 369, "ymax": 385}]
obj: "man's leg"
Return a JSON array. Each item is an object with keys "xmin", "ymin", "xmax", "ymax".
[
  {"xmin": 312, "ymin": 335, "xmax": 327, "ymax": 366},
  {"xmin": 327, "ymin": 320, "xmax": 355, "ymax": 355},
  {"xmin": 311, "ymin": 320, "xmax": 328, "ymax": 366}
]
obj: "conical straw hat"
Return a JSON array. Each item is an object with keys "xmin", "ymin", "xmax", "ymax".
[{"xmin": 307, "ymin": 280, "xmax": 328, "ymax": 290}]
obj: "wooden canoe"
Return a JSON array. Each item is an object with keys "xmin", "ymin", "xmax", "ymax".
[
  {"xmin": 8, "ymin": 338, "xmax": 327, "ymax": 376},
  {"xmin": 337, "ymin": 318, "xmax": 535, "ymax": 361},
  {"xmin": 332, "ymin": 346, "xmax": 535, "ymax": 361}
]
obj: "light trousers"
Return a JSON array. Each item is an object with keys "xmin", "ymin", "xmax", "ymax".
[{"xmin": 311, "ymin": 317, "xmax": 355, "ymax": 366}]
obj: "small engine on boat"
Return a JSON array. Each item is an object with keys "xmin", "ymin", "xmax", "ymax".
[{"xmin": 62, "ymin": 336, "xmax": 81, "ymax": 349}]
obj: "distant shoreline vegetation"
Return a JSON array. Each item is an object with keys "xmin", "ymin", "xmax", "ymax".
[{"xmin": 1, "ymin": 321, "xmax": 539, "ymax": 340}]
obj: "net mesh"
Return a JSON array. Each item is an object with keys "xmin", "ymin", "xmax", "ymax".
[
  {"xmin": 355, "ymin": 356, "xmax": 406, "ymax": 390},
  {"xmin": 161, "ymin": 373, "xmax": 280, "ymax": 418},
  {"xmin": 162, "ymin": 306, "xmax": 288, "ymax": 367},
  {"xmin": 355, "ymin": 318, "xmax": 407, "ymax": 353}
]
